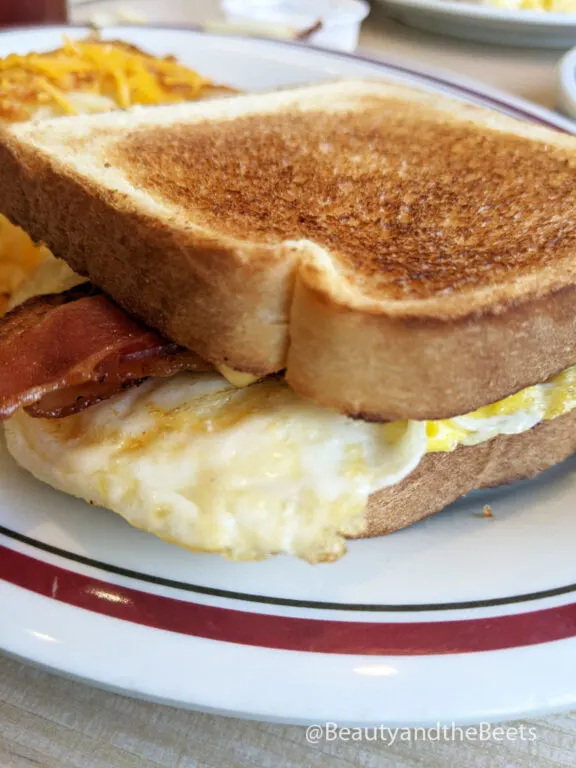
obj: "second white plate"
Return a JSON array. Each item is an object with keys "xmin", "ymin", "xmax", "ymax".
[{"xmin": 376, "ymin": 0, "xmax": 576, "ymax": 48}]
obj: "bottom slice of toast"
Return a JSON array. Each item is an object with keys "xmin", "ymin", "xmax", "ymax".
[{"xmin": 363, "ymin": 408, "xmax": 576, "ymax": 537}]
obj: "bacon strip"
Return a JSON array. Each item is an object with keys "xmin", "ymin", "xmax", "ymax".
[{"xmin": 0, "ymin": 284, "xmax": 211, "ymax": 419}]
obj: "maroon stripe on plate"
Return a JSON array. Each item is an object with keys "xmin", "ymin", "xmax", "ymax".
[{"xmin": 2, "ymin": 545, "xmax": 576, "ymax": 655}]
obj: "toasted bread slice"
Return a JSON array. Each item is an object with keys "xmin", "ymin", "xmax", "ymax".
[
  {"xmin": 364, "ymin": 407, "xmax": 576, "ymax": 537},
  {"xmin": 2, "ymin": 80, "xmax": 576, "ymax": 419}
]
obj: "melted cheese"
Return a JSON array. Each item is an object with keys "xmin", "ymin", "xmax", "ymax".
[{"xmin": 216, "ymin": 364, "xmax": 260, "ymax": 388}]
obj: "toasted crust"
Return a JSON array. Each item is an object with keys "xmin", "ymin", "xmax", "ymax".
[
  {"xmin": 288, "ymin": 280, "xmax": 576, "ymax": 420},
  {"xmin": 362, "ymin": 408, "xmax": 576, "ymax": 537},
  {"xmin": 2, "ymin": 80, "xmax": 576, "ymax": 418}
]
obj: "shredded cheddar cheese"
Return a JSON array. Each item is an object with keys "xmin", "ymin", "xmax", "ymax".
[{"xmin": 0, "ymin": 36, "xmax": 221, "ymax": 122}]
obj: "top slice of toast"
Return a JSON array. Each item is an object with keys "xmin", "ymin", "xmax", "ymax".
[{"xmin": 1, "ymin": 78, "xmax": 576, "ymax": 420}]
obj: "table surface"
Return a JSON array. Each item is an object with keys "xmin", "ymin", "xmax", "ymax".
[{"xmin": 2, "ymin": 2, "xmax": 576, "ymax": 766}]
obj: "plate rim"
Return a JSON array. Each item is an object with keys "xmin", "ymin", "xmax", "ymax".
[{"xmin": 3, "ymin": 523, "xmax": 576, "ymax": 612}]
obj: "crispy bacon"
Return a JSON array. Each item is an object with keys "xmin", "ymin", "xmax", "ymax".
[{"xmin": 0, "ymin": 284, "xmax": 211, "ymax": 419}]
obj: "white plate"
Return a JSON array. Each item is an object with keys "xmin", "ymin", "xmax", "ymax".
[
  {"xmin": 557, "ymin": 45, "xmax": 576, "ymax": 118},
  {"xmin": 1, "ymin": 25, "xmax": 576, "ymax": 727},
  {"xmin": 375, "ymin": 0, "xmax": 576, "ymax": 48}
]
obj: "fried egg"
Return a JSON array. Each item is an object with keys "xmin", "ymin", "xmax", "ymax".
[
  {"xmin": 426, "ymin": 369, "xmax": 576, "ymax": 453},
  {"xmin": 5, "ymin": 375, "xmax": 428, "ymax": 562},
  {"xmin": 5, "ymin": 260, "xmax": 576, "ymax": 561}
]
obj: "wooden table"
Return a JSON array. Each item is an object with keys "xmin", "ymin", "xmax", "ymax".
[{"xmin": 1, "ymin": 2, "xmax": 575, "ymax": 766}]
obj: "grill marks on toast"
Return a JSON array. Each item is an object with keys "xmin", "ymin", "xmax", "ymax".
[{"xmin": 114, "ymin": 99, "xmax": 576, "ymax": 300}]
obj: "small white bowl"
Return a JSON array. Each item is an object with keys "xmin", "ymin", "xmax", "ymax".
[
  {"xmin": 220, "ymin": 0, "xmax": 370, "ymax": 52},
  {"xmin": 556, "ymin": 45, "xmax": 576, "ymax": 121}
]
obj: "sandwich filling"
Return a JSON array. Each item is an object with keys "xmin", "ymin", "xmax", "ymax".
[{"xmin": 3, "ymin": 258, "xmax": 576, "ymax": 562}]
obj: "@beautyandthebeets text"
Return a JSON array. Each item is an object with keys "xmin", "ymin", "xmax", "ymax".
[{"xmin": 305, "ymin": 722, "xmax": 538, "ymax": 745}]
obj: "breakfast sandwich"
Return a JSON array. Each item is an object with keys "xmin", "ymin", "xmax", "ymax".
[{"xmin": 0, "ymin": 78, "xmax": 575, "ymax": 562}]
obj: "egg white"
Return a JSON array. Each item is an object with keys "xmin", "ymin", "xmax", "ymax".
[{"xmin": 5, "ymin": 374, "xmax": 428, "ymax": 561}]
